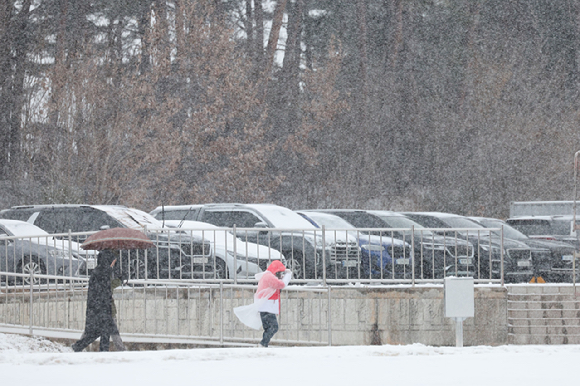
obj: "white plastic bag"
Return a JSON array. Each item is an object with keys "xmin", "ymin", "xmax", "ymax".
[
  {"xmin": 233, "ymin": 299, "xmax": 265, "ymax": 330},
  {"xmin": 234, "ymin": 278, "xmax": 276, "ymax": 330}
]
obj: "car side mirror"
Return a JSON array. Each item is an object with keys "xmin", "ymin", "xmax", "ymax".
[
  {"xmin": 0, "ymin": 238, "xmax": 13, "ymax": 246},
  {"xmin": 100, "ymin": 225, "xmax": 111, "ymax": 230},
  {"xmin": 254, "ymin": 222, "xmax": 268, "ymax": 229}
]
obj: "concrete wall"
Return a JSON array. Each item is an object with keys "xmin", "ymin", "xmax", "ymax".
[
  {"xmin": 321, "ymin": 285, "xmax": 508, "ymax": 346},
  {"xmin": 0, "ymin": 285, "xmax": 509, "ymax": 346}
]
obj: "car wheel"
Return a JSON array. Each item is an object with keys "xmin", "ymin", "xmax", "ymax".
[
  {"xmin": 215, "ymin": 259, "xmax": 229, "ymax": 279},
  {"xmin": 284, "ymin": 251, "xmax": 304, "ymax": 279},
  {"xmin": 18, "ymin": 257, "xmax": 47, "ymax": 285}
]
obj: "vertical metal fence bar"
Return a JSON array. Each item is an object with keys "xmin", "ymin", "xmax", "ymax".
[
  {"xmin": 500, "ymin": 227, "xmax": 505, "ymax": 286},
  {"xmin": 219, "ymin": 281, "xmax": 224, "ymax": 345},
  {"xmin": 29, "ymin": 270, "xmax": 33, "ymax": 335},
  {"xmin": 411, "ymin": 226, "xmax": 415, "ymax": 286},
  {"xmin": 321, "ymin": 226, "xmax": 326, "ymax": 284},
  {"xmin": 233, "ymin": 225, "xmax": 237, "ymax": 284},
  {"xmin": 327, "ymin": 285, "xmax": 332, "ymax": 346}
]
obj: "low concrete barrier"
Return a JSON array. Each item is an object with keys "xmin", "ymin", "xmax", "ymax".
[{"xmin": 0, "ymin": 284, "xmax": 510, "ymax": 347}]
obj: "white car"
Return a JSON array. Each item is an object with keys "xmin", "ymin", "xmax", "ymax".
[{"xmin": 163, "ymin": 220, "xmax": 286, "ymax": 279}]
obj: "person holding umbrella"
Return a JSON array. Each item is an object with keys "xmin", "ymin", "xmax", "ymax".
[
  {"xmin": 73, "ymin": 227, "xmax": 154, "ymax": 352},
  {"xmin": 72, "ymin": 249, "xmax": 119, "ymax": 352}
]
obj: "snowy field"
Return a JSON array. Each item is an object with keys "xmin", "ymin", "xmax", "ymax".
[{"xmin": 0, "ymin": 333, "xmax": 577, "ymax": 386}]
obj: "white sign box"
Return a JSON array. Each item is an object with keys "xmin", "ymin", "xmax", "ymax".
[{"xmin": 444, "ymin": 277, "xmax": 474, "ymax": 318}]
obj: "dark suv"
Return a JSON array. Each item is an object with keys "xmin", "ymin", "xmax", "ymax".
[
  {"xmin": 0, "ymin": 205, "xmax": 215, "ymax": 280},
  {"xmin": 470, "ymin": 216, "xmax": 577, "ymax": 282},
  {"xmin": 150, "ymin": 203, "xmax": 362, "ymax": 281},
  {"xmin": 305, "ymin": 209, "xmax": 476, "ymax": 280},
  {"xmin": 402, "ymin": 212, "xmax": 549, "ymax": 283}
]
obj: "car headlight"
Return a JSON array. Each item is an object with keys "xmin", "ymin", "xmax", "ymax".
[
  {"xmin": 361, "ymin": 244, "xmax": 385, "ymax": 252},
  {"xmin": 422, "ymin": 243, "xmax": 447, "ymax": 251},
  {"xmin": 303, "ymin": 234, "xmax": 328, "ymax": 250},
  {"xmin": 480, "ymin": 245, "xmax": 503, "ymax": 254},
  {"xmin": 227, "ymin": 250, "xmax": 259, "ymax": 265}
]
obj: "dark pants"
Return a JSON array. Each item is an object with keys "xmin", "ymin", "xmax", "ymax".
[
  {"xmin": 72, "ymin": 329, "xmax": 110, "ymax": 352},
  {"xmin": 260, "ymin": 312, "xmax": 279, "ymax": 347}
]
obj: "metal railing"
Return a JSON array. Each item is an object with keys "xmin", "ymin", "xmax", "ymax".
[
  {"xmin": 0, "ymin": 226, "xmax": 532, "ymax": 286},
  {"xmin": 4, "ymin": 225, "xmax": 566, "ymax": 346},
  {"xmin": 0, "ymin": 272, "xmax": 331, "ymax": 346}
]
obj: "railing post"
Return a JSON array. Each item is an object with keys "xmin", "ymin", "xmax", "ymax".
[
  {"xmin": 500, "ymin": 226, "xmax": 505, "ymax": 286},
  {"xmin": 68, "ymin": 229, "xmax": 73, "ymax": 290},
  {"xmin": 411, "ymin": 226, "xmax": 415, "ymax": 286},
  {"xmin": 29, "ymin": 270, "xmax": 33, "ymax": 335},
  {"xmin": 219, "ymin": 281, "xmax": 224, "ymax": 346},
  {"xmin": 327, "ymin": 285, "xmax": 332, "ymax": 346},
  {"xmin": 233, "ymin": 225, "xmax": 237, "ymax": 285},
  {"xmin": 322, "ymin": 225, "xmax": 326, "ymax": 285}
]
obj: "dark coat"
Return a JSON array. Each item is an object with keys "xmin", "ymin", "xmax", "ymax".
[{"xmin": 83, "ymin": 250, "xmax": 116, "ymax": 335}]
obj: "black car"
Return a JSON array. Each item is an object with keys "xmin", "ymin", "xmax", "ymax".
[
  {"xmin": 0, "ymin": 205, "xmax": 215, "ymax": 280},
  {"xmin": 304, "ymin": 209, "xmax": 476, "ymax": 279},
  {"xmin": 402, "ymin": 212, "xmax": 549, "ymax": 283},
  {"xmin": 470, "ymin": 216, "xmax": 577, "ymax": 282}
]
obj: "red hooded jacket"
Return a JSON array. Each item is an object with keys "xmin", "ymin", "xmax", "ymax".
[{"xmin": 255, "ymin": 260, "xmax": 291, "ymax": 314}]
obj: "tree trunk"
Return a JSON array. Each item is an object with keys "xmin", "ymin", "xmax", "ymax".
[
  {"xmin": 254, "ymin": 0, "xmax": 264, "ymax": 71},
  {"xmin": 264, "ymin": 0, "xmax": 287, "ymax": 76},
  {"xmin": 0, "ymin": 0, "xmax": 13, "ymax": 178}
]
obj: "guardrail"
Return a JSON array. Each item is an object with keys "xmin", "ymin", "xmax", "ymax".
[
  {"xmin": 1, "ymin": 226, "xmax": 516, "ymax": 285},
  {"xmin": 0, "ymin": 272, "xmax": 331, "ymax": 347},
  {"xmin": 2, "ymin": 224, "xmax": 573, "ymax": 347}
]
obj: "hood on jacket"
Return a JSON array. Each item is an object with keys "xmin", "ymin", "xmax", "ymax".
[
  {"xmin": 267, "ymin": 260, "xmax": 286, "ymax": 274},
  {"xmin": 97, "ymin": 249, "xmax": 118, "ymax": 267}
]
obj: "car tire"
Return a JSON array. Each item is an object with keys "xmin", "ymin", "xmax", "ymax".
[
  {"xmin": 284, "ymin": 251, "xmax": 304, "ymax": 279},
  {"xmin": 17, "ymin": 256, "xmax": 47, "ymax": 285}
]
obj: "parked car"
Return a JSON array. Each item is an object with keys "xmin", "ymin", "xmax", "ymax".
[
  {"xmin": 402, "ymin": 212, "xmax": 550, "ymax": 283},
  {"xmin": 305, "ymin": 209, "xmax": 476, "ymax": 279},
  {"xmin": 150, "ymin": 204, "xmax": 361, "ymax": 280},
  {"xmin": 469, "ymin": 216, "xmax": 577, "ymax": 282},
  {"xmin": 509, "ymin": 201, "xmax": 576, "ymax": 217},
  {"xmin": 296, "ymin": 211, "xmax": 412, "ymax": 279},
  {"xmin": 506, "ymin": 215, "xmax": 579, "ymax": 247},
  {"xmin": 0, "ymin": 219, "xmax": 84, "ymax": 284},
  {"xmin": 163, "ymin": 220, "xmax": 286, "ymax": 279},
  {"xmin": 0, "ymin": 205, "xmax": 215, "ymax": 280}
]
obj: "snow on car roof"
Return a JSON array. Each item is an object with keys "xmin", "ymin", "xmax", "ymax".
[
  {"xmin": 245, "ymin": 204, "xmax": 317, "ymax": 229},
  {"xmin": 0, "ymin": 219, "xmax": 49, "ymax": 237},
  {"xmin": 95, "ymin": 206, "xmax": 164, "ymax": 230}
]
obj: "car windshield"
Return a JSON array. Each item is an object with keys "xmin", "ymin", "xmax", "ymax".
[
  {"xmin": 508, "ymin": 219, "xmax": 572, "ymax": 236},
  {"xmin": 304, "ymin": 213, "xmax": 356, "ymax": 229},
  {"xmin": 441, "ymin": 216, "xmax": 485, "ymax": 229},
  {"xmin": 252, "ymin": 206, "xmax": 317, "ymax": 229},
  {"xmin": 374, "ymin": 215, "xmax": 434, "ymax": 236},
  {"xmin": 478, "ymin": 219, "xmax": 528, "ymax": 239},
  {"xmin": 2, "ymin": 221, "xmax": 49, "ymax": 237}
]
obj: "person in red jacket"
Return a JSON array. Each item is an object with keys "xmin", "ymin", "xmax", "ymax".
[
  {"xmin": 234, "ymin": 260, "xmax": 292, "ymax": 347},
  {"xmin": 256, "ymin": 260, "xmax": 292, "ymax": 347}
]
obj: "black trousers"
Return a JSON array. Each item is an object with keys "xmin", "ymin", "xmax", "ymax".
[
  {"xmin": 72, "ymin": 318, "xmax": 115, "ymax": 352},
  {"xmin": 72, "ymin": 329, "xmax": 110, "ymax": 352},
  {"xmin": 260, "ymin": 312, "xmax": 279, "ymax": 347}
]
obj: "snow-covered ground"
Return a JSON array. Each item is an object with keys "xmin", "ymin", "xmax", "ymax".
[{"xmin": 0, "ymin": 333, "xmax": 577, "ymax": 385}]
